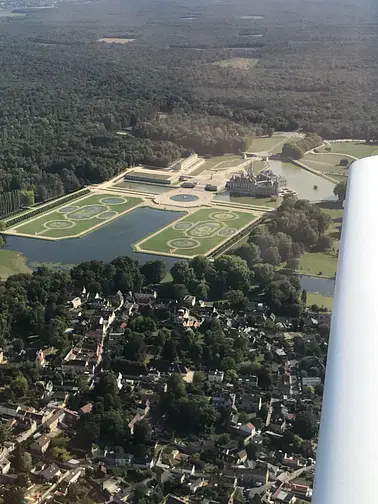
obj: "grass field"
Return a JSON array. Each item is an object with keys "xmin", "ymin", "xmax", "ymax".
[
  {"xmin": 230, "ymin": 196, "xmax": 281, "ymax": 208},
  {"xmin": 212, "ymin": 58, "xmax": 259, "ymax": 69},
  {"xmin": 300, "ymin": 251, "xmax": 338, "ymax": 278},
  {"xmin": 302, "ymin": 153, "xmax": 353, "ymax": 174},
  {"xmin": 245, "ymin": 135, "xmax": 286, "ymax": 153},
  {"xmin": 137, "ymin": 207, "xmax": 258, "ymax": 257},
  {"xmin": 191, "ymin": 155, "xmax": 243, "ymax": 175},
  {"xmin": 0, "ymin": 250, "xmax": 31, "ymax": 279},
  {"xmin": 11, "ymin": 193, "xmax": 142, "ymax": 239},
  {"xmin": 318, "ymin": 142, "xmax": 378, "ymax": 158},
  {"xmin": 307, "ymin": 292, "xmax": 333, "ymax": 310},
  {"xmin": 299, "ymin": 202, "xmax": 342, "ymax": 277}
]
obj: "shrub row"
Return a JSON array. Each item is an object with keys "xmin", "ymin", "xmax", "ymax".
[{"xmin": 5, "ymin": 189, "xmax": 90, "ymax": 228}]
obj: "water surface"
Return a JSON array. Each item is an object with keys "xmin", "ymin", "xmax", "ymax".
[
  {"xmin": 6, "ymin": 208, "xmax": 182, "ymax": 268},
  {"xmin": 269, "ymin": 160, "xmax": 336, "ymax": 202}
]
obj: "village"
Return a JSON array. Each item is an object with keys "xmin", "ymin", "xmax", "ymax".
[{"xmin": 0, "ymin": 281, "xmax": 329, "ymax": 504}]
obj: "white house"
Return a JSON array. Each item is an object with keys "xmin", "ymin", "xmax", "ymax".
[{"xmin": 208, "ymin": 369, "xmax": 224, "ymax": 383}]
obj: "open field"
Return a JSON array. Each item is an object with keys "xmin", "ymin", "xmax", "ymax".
[
  {"xmin": 300, "ymin": 251, "xmax": 338, "ymax": 278},
  {"xmin": 318, "ymin": 142, "xmax": 378, "ymax": 158},
  {"xmin": 307, "ymin": 292, "xmax": 333, "ymax": 310},
  {"xmin": 191, "ymin": 155, "xmax": 243, "ymax": 175},
  {"xmin": 10, "ymin": 193, "xmax": 142, "ymax": 239},
  {"xmin": 212, "ymin": 58, "xmax": 259, "ymax": 69},
  {"xmin": 299, "ymin": 202, "xmax": 343, "ymax": 277},
  {"xmin": 97, "ymin": 38, "xmax": 136, "ymax": 44},
  {"xmin": 245, "ymin": 135, "xmax": 286, "ymax": 153},
  {"xmin": 302, "ymin": 153, "xmax": 352, "ymax": 174},
  {"xmin": 136, "ymin": 207, "xmax": 258, "ymax": 258},
  {"xmin": 0, "ymin": 250, "xmax": 31, "ymax": 279},
  {"xmin": 230, "ymin": 196, "xmax": 281, "ymax": 208}
]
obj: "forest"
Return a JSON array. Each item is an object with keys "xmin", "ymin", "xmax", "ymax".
[{"xmin": 0, "ymin": 0, "xmax": 377, "ymax": 201}]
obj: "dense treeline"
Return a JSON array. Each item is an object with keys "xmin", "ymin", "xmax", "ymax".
[
  {"xmin": 282, "ymin": 133, "xmax": 323, "ymax": 159},
  {"xmin": 0, "ymin": 191, "xmax": 20, "ymax": 218},
  {"xmin": 4, "ymin": 189, "xmax": 90, "ymax": 228},
  {"xmin": 133, "ymin": 114, "xmax": 248, "ymax": 156},
  {"xmin": 0, "ymin": 0, "xmax": 376, "ymax": 201}
]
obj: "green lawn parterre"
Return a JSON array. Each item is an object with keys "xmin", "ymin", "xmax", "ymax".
[
  {"xmin": 11, "ymin": 193, "xmax": 142, "ymax": 239},
  {"xmin": 137, "ymin": 207, "xmax": 257, "ymax": 257}
]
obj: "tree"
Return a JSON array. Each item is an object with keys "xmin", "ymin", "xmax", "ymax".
[
  {"xmin": 51, "ymin": 446, "xmax": 71, "ymax": 461},
  {"xmin": 253, "ymin": 263, "xmax": 274, "ymax": 286},
  {"xmin": 294, "ymin": 410, "xmax": 318, "ymax": 439},
  {"xmin": 12, "ymin": 444, "xmax": 32, "ymax": 472},
  {"xmin": 225, "ymin": 290, "xmax": 247, "ymax": 309},
  {"xmin": 190, "ymin": 255, "xmax": 210, "ymax": 279},
  {"xmin": 3, "ymin": 488, "xmax": 25, "ymax": 504},
  {"xmin": 140, "ymin": 260, "xmax": 166, "ymax": 284},
  {"xmin": 317, "ymin": 234, "xmax": 333, "ymax": 251},
  {"xmin": 167, "ymin": 373, "xmax": 186, "ymax": 398},
  {"xmin": 301, "ymin": 289, "xmax": 307, "ymax": 305},
  {"xmin": 213, "ymin": 255, "xmax": 251, "ymax": 292},
  {"xmin": 170, "ymin": 283, "xmax": 189, "ymax": 301},
  {"xmin": 263, "ymin": 246, "xmax": 281, "ymax": 266},
  {"xmin": 133, "ymin": 419, "xmax": 152, "ymax": 445},
  {"xmin": 267, "ymin": 127, "xmax": 274, "ymax": 137},
  {"xmin": 0, "ymin": 425, "xmax": 10, "ymax": 447},
  {"xmin": 287, "ymin": 257, "xmax": 300, "ymax": 270},
  {"xmin": 171, "ymin": 260, "xmax": 194, "ymax": 284},
  {"xmin": 220, "ymin": 356, "xmax": 236, "ymax": 372},
  {"xmin": 339, "ymin": 158, "xmax": 349, "ymax": 166},
  {"xmin": 234, "ymin": 243, "xmax": 261, "ymax": 268},
  {"xmin": 12, "ymin": 375, "xmax": 28, "ymax": 397},
  {"xmin": 194, "ymin": 281, "xmax": 210, "ymax": 300},
  {"xmin": 334, "ymin": 179, "xmax": 347, "ymax": 201},
  {"xmin": 96, "ymin": 372, "xmax": 119, "ymax": 397},
  {"xmin": 124, "ymin": 334, "xmax": 146, "ymax": 362},
  {"xmin": 0, "ymin": 221, "xmax": 6, "ymax": 248}
]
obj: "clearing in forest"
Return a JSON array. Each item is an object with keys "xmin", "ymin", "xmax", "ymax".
[
  {"xmin": 245, "ymin": 135, "xmax": 287, "ymax": 153},
  {"xmin": 9, "ymin": 192, "xmax": 142, "ymax": 240},
  {"xmin": 212, "ymin": 58, "xmax": 259, "ymax": 69},
  {"xmin": 97, "ymin": 38, "xmax": 136, "ymax": 44},
  {"xmin": 135, "ymin": 207, "xmax": 260, "ymax": 258}
]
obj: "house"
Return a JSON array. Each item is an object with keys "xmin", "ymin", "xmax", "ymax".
[
  {"xmin": 272, "ymin": 488, "xmax": 297, "ymax": 503},
  {"xmin": 224, "ymin": 466, "xmax": 268, "ymax": 486},
  {"xmin": 128, "ymin": 414, "xmax": 142, "ymax": 435},
  {"xmin": 282, "ymin": 455, "xmax": 305, "ymax": 469},
  {"xmin": 31, "ymin": 435, "xmax": 51, "ymax": 454},
  {"xmin": 40, "ymin": 463, "xmax": 61, "ymax": 482},
  {"xmin": 0, "ymin": 457, "xmax": 11, "ymax": 475},
  {"xmin": 69, "ymin": 297, "xmax": 82, "ymax": 310},
  {"xmin": 78, "ymin": 403, "xmax": 93, "ymax": 417},
  {"xmin": 188, "ymin": 477, "xmax": 206, "ymax": 493},
  {"xmin": 134, "ymin": 291, "xmax": 157, "ymax": 306},
  {"xmin": 183, "ymin": 295, "xmax": 196, "ymax": 307},
  {"xmin": 165, "ymin": 495, "xmax": 188, "ymax": 504},
  {"xmin": 154, "ymin": 467, "xmax": 172, "ymax": 485},
  {"xmin": 284, "ymin": 483, "xmax": 312, "ymax": 498},
  {"xmin": 35, "ymin": 350, "xmax": 46, "ymax": 369},
  {"xmin": 232, "ymin": 422, "xmax": 256, "ymax": 438},
  {"xmin": 208, "ymin": 369, "xmax": 224, "ymax": 383},
  {"xmin": 212, "ymin": 392, "xmax": 236, "ymax": 410},
  {"xmin": 136, "ymin": 399, "xmax": 150, "ymax": 417},
  {"xmin": 65, "ymin": 466, "xmax": 83, "ymax": 485},
  {"xmin": 44, "ymin": 409, "xmax": 65, "ymax": 431}
]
